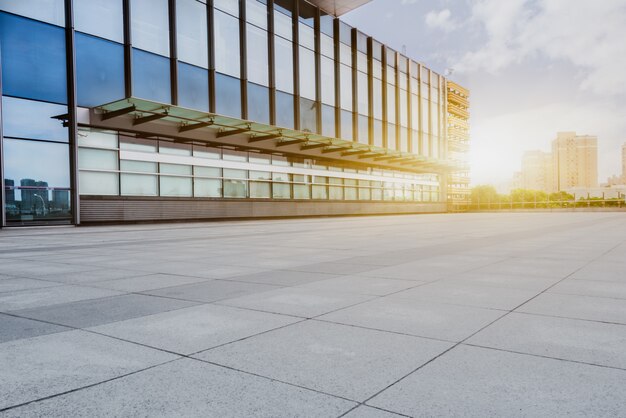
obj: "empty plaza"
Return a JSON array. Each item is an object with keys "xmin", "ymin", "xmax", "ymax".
[{"xmin": 1, "ymin": 212, "xmax": 626, "ymax": 417}]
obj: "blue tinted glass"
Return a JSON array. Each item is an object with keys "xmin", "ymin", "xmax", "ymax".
[
  {"xmin": 0, "ymin": 13, "xmax": 67, "ymax": 104},
  {"xmin": 178, "ymin": 62, "xmax": 209, "ymax": 111},
  {"xmin": 215, "ymin": 72, "xmax": 241, "ymax": 118},
  {"xmin": 2, "ymin": 97, "xmax": 68, "ymax": 142},
  {"xmin": 299, "ymin": 98, "xmax": 317, "ymax": 133},
  {"xmin": 321, "ymin": 104, "xmax": 335, "ymax": 138},
  {"xmin": 132, "ymin": 48, "xmax": 171, "ymax": 103},
  {"xmin": 3, "ymin": 138, "xmax": 71, "ymax": 222},
  {"xmin": 76, "ymin": 33, "xmax": 125, "ymax": 107},
  {"xmin": 247, "ymin": 83, "xmax": 269, "ymax": 124},
  {"xmin": 275, "ymin": 91, "xmax": 294, "ymax": 129}
]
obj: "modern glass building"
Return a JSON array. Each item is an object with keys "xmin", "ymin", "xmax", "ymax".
[{"xmin": 0, "ymin": 0, "xmax": 466, "ymax": 226}]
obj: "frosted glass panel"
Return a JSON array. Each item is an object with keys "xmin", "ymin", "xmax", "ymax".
[
  {"xmin": 131, "ymin": 0, "xmax": 170, "ymax": 56},
  {"xmin": 75, "ymin": 0, "xmax": 124, "ymax": 42},
  {"xmin": 121, "ymin": 173, "xmax": 158, "ymax": 195},
  {"xmin": 78, "ymin": 148, "xmax": 118, "ymax": 170},
  {"xmin": 79, "ymin": 171, "xmax": 119, "ymax": 195}
]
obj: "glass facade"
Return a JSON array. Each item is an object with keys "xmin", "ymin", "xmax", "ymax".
[{"xmin": 0, "ymin": 0, "xmax": 453, "ymax": 226}]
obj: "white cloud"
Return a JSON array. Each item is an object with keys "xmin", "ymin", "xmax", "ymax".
[
  {"xmin": 425, "ymin": 9, "xmax": 456, "ymax": 32},
  {"xmin": 455, "ymin": 0, "xmax": 626, "ymax": 96}
]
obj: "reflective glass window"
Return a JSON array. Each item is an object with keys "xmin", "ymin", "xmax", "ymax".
[
  {"xmin": 339, "ymin": 43, "xmax": 351, "ymax": 66},
  {"xmin": 193, "ymin": 146, "xmax": 221, "ymax": 159},
  {"xmin": 358, "ymin": 115, "xmax": 368, "ymax": 144},
  {"xmin": 223, "ymin": 150, "xmax": 247, "ymax": 162},
  {"xmin": 275, "ymin": 91, "xmax": 294, "ymax": 128},
  {"xmin": 373, "ymin": 119, "xmax": 383, "ymax": 147},
  {"xmin": 75, "ymin": 0, "xmax": 123, "ymax": 42},
  {"xmin": 80, "ymin": 172, "xmax": 119, "ymax": 195},
  {"xmin": 78, "ymin": 129, "xmax": 118, "ymax": 149},
  {"xmin": 2, "ymin": 97, "xmax": 67, "ymax": 142},
  {"xmin": 275, "ymin": 36, "xmax": 294, "ymax": 93},
  {"xmin": 250, "ymin": 181, "xmax": 271, "ymax": 198},
  {"xmin": 294, "ymin": 177, "xmax": 310, "ymax": 199},
  {"xmin": 411, "ymin": 94, "xmax": 419, "ymax": 131},
  {"xmin": 120, "ymin": 160, "xmax": 157, "ymax": 172},
  {"xmin": 299, "ymin": 46, "xmax": 316, "ymax": 100},
  {"xmin": 372, "ymin": 78, "xmax": 383, "ymax": 120},
  {"xmin": 320, "ymin": 33, "xmax": 333, "ymax": 58},
  {"xmin": 273, "ymin": 7, "xmax": 292, "ymax": 40},
  {"xmin": 177, "ymin": 0, "xmax": 208, "ymax": 68},
  {"xmin": 272, "ymin": 182, "xmax": 291, "ymax": 199},
  {"xmin": 78, "ymin": 148, "xmax": 118, "ymax": 170},
  {"xmin": 160, "ymin": 142, "xmax": 191, "ymax": 156},
  {"xmin": 321, "ymin": 56, "xmax": 335, "ymax": 106},
  {"xmin": 340, "ymin": 109, "xmax": 352, "ymax": 141},
  {"xmin": 247, "ymin": 24, "xmax": 269, "ymax": 86},
  {"xmin": 120, "ymin": 137, "xmax": 157, "ymax": 152},
  {"xmin": 0, "ymin": 0, "xmax": 64, "ymax": 26},
  {"xmin": 214, "ymin": 9, "xmax": 240, "ymax": 77},
  {"xmin": 298, "ymin": 22, "xmax": 314, "ymax": 50},
  {"xmin": 339, "ymin": 64, "xmax": 352, "ymax": 110},
  {"xmin": 131, "ymin": 0, "xmax": 170, "ymax": 56},
  {"xmin": 387, "ymin": 84, "xmax": 396, "ymax": 122},
  {"xmin": 195, "ymin": 178, "xmax": 222, "ymax": 197},
  {"xmin": 321, "ymin": 104, "xmax": 335, "ymax": 138},
  {"xmin": 387, "ymin": 123, "xmax": 396, "ymax": 150},
  {"xmin": 214, "ymin": 0, "xmax": 239, "ymax": 16},
  {"xmin": 399, "ymin": 89, "xmax": 408, "ymax": 127},
  {"xmin": 121, "ymin": 173, "xmax": 158, "ymax": 195},
  {"xmin": 357, "ymin": 71, "xmax": 368, "ymax": 115},
  {"xmin": 247, "ymin": 82, "xmax": 270, "ymax": 124},
  {"xmin": 246, "ymin": 0, "xmax": 267, "ymax": 29},
  {"xmin": 312, "ymin": 184, "xmax": 327, "ymax": 199},
  {"xmin": 339, "ymin": 21, "xmax": 351, "ymax": 45},
  {"xmin": 160, "ymin": 176, "xmax": 192, "ymax": 197},
  {"xmin": 411, "ymin": 129, "xmax": 419, "ymax": 155},
  {"xmin": 298, "ymin": 0, "xmax": 315, "ymax": 26},
  {"xmin": 132, "ymin": 49, "xmax": 171, "ymax": 103},
  {"xmin": 215, "ymin": 72, "xmax": 241, "ymax": 118},
  {"xmin": 178, "ymin": 62, "xmax": 209, "ymax": 111},
  {"xmin": 76, "ymin": 33, "xmax": 125, "ymax": 107},
  {"xmin": 421, "ymin": 98, "xmax": 430, "ymax": 134},
  {"xmin": 400, "ymin": 127, "xmax": 408, "ymax": 152},
  {"xmin": 299, "ymin": 98, "xmax": 317, "ymax": 133},
  {"xmin": 0, "ymin": 13, "xmax": 67, "ymax": 104}
]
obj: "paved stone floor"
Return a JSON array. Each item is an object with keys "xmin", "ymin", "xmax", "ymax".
[{"xmin": 1, "ymin": 212, "xmax": 625, "ymax": 417}]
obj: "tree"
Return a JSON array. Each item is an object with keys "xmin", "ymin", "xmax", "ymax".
[{"xmin": 471, "ymin": 185, "xmax": 499, "ymax": 206}]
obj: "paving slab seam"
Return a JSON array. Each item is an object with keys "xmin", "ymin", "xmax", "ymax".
[{"xmin": 510, "ymin": 310, "xmax": 626, "ymax": 327}]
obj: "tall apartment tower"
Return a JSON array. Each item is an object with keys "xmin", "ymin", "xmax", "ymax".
[
  {"xmin": 446, "ymin": 81, "xmax": 470, "ymax": 204},
  {"xmin": 521, "ymin": 150, "xmax": 553, "ymax": 192},
  {"xmin": 552, "ymin": 132, "xmax": 598, "ymax": 191}
]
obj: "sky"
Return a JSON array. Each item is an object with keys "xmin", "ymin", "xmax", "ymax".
[{"xmin": 342, "ymin": 0, "xmax": 626, "ymax": 187}]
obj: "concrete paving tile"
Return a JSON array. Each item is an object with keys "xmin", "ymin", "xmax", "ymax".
[
  {"xmin": 473, "ymin": 257, "xmax": 587, "ymax": 278},
  {"xmin": 3, "ymin": 358, "xmax": 356, "ymax": 418},
  {"xmin": 198, "ymin": 320, "xmax": 452, "ymax": 401},
  {"xmin": 467, "ymin": 312, "xmax": 626, "ymax": 369},
  {"xmin": 342, "ymin": 406, "xmax": 406, "ymax": 418},
  {"xmin": 13, "ymin": 294, "xmax": 199, "ymax": 329},
  {"xmin": 548, "ymin": 279, "xmax": 626, "ymax": 299},
  {"xmin": 89, "ymin": 304, "xmax": 301, "ymax": 355},
  {"xmin": 570, "ymin": 260, "xmax": 626, "ymax": 282},
  {"xmin": 221, "ymin": 287, "xmax": 373, "ymax": 317},
  {"xmin": 0, "ymin": 285, "xmax": 123, "ymax": 312},
  {"xmin": 298, "ymin": 275, "xmax": 424, "ymax": 296},
  {"xmin": 319, "ymin": 297, "xmax": 504, "ymax": 342},
  {"xmin": 287, "ymin": 262, "xmax": 380, "ymax": 275},
  {"xmin": 517, "ymin": 293, "xmax": 626, "ymax": 324},
  {"xmin": 390, "ymin": 281, "xmax": 538, "ymax": 310},
  {"xmin": 368, "ymin": 345, "xmax": 626, "ymax": 418},
  {"xmin": 40, "ymin": 268, "xmax": 149, "ymax": 284},
  {"xmin": 0, "ymin": 278, "xmax": 61, "ymax": 293},
  {"xmin": 0, "ymin": 262, "xmax": 102, "ymax": 279},
  {"xmin": 226, "ymin": 270, "xmax": 341, "ymax": 286},
  {"xmin": 445, "ymin": 271, "xmax": 561, "ymax": 291},
  {"xmin": 92, "ymin": 273, "xmax": 209, "ymax": 292},
  {"xmin": 0, "ymin": 313, "xmax": 70, "ymax": 344},
  {"xmin": 0, "ymin": 330, "xmax": 177, "ymax": 410},
  {"xmin": 142, "ymin": 280, "xmax": 281, "ymax": 303}
]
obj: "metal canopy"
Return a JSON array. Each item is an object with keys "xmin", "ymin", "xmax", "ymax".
[
  {"xmin": 90, "ymin": 97, "xmax": 453, "ymax": 173},
  {"xmin": 308, "ymin": 0, "xmax": 372, "ymax": 16}
]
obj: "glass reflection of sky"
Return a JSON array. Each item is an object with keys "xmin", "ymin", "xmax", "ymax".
[{"xmin": 2, "ymin": 97, "xmax": 68, "ymax": 142}]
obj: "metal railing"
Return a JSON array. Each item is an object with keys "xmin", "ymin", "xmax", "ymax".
[{"xmin": 452, "ymin": 198, "xmax": 626, "ymax": 212}]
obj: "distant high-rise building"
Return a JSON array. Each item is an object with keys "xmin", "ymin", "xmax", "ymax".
[
  {"xmin": 520, "ymin": 150, "xmax": 553, "ymax": 192},
  {"xmin": 552, "ymin": 132, "xmax": 598, "ymax": 191},
  {"xmin": 4, "ymin": 179, "xmax": 15, "ymax": 205},
  {"xmin": 52, "ymin": 190, "xmax": 70, "ymax": 210}
]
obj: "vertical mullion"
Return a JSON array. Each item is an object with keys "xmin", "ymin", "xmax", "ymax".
[
  {"xmin": 333, "ymin": 18, "xmax": 340, "ymax": 139},
  {"xmin": 314, "ymin": 7, "xmax": 321, "ymax": 134},
  {"xmin": 417, "ymin": 63, "xmax": 422, "ymax": 156},
  {"xmin": 407, "ymin": 61, "xmax": 413, "ymax": 154},
  {"xmin": 240, "ymin": 0, "xmax": 247, "ymax": 120},
  {"xmin": 292, "ymin": 1, "xmax": 300, "ymax": 130},
  {"xmin": 207, "ymin": 0, "xmax": 215, "ymax": 113},
  {"xmin": 394, "ymin": 53, "xmax": 400, "ymax": 151},
  {"xmin": 169, "ymin": 0, "xmax": 178, "ymax": 105},
  {"xmin": 65, "ymin": 0, "xmax": 79, "ymax": 225},
  {"xmin": 0, "ymin": 37, "xmax": 4, "ymax": 227},
  {"xmin": 268, "ymin": 0, "xmax": 276, "ymax": 125},
  {"xmin": 381, "ymin": 46, "xmax": 387, "ymax": 149},
  {"xmin": 367, "ymin": 37, "xmax": 373, "ymax": 146},
  {"xmin": 123, "ymin": 0, "xmax": 133, "ymax": 97},
  {"xmin": 350, "ymin": 28, "xmax": 357, "ymax": 143}
]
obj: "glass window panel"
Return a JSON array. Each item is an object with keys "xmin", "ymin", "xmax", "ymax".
[
  {"xmin": 373, "ymin": 119, "xmax": 383, "ymax": 147},
  {"xmin": 339, "ymin": 64, "xmax": 352, "ymax": 111},
  {"xmin": 223, "ymin": 179, "xmax": 247, "ymax": 198},
  {"xmin": 329, "ymin": 186, "xmax": 343, "ymax": 200},
  {"xmin": 0, "ymin": 0, "xmax": 64, "ymax": 26},
  {"xmin": 299, "ymin": 46, "xmax": 316, "ymax": 100},
  {"xmin": 194, "ymin": 166, "xmax": 221, "ymax": 177},
  {"xmin": 214, "ymin": 9, "xmax": 240, "ymax": 77},
  {"xmin": 387, "ymin": 123, "xmax": 396, "ymax": 150},
  {"xmin": 79, "ymin": 171, "xmax": 119, "ymax": 195},
  {"xmin": 120, "ymin": 137, "xmax": 157, "ymax": 152},
  {"xmin": 298, "ymin": 0, "xmax": 315, "ymax": 26},
  {"xmin": 273, "ymin": 8, "xmax": 292, "ymax": 40},
  {"xmin": 320, "ymin": 33, "xmax": 333, "ymax": 58},
  {"xmin": 298, "ymin": 22, "xmax": 315, "ymax": 50},
  {"xmin": 120, "ymin": 160, "xmax": 157, "ymax": 173},
  {"xmin": 215, "ymin": 72, "xmax": 241, "ymax": 118},
  {"xmin": 223, "ymin": 150, "xmax": 247, "ymax": 162},
  {"xmin": 320, "ymin": 13, "xmax": 333, "ymax": 36},
  {"xmin": 387, "ymin": 84, "xmax": 396, "ymax": 121},
  {"xmin": 357, "ymin": 71, "xmax": 368, "ymax": 115},
  {"xmin": 78, "ymin": 129, "xmax": 118, "ymax": 149},
  {"xmin": 160, "ymin": 176, "xmax": 192, "ymax": 196},
  {"xmin": 272, "ymin": 155, "xmax": 290, "ymax": 166},
  {"xmin": 249, "ymin": 153, "xmax": 269, "ymax": 164},
  {"xmin": 247, "ymin": 24, "xmax": 269, "ymax": 86},
  {"xmin": 357, "ymin": 115, "xmax": 368, "ymax": 144},
  {"xmin": 246, "ymin": 0, "xmax": 267, "ymax": 29},
  {"xmin": 421, "ymin": 98, "xmax": 430, "ymax": 134},
  {"xmin": 78, "ymin": 148, "xmax": 118, "ymax": 170},
  {"xmin": 399, "ymin": 89, "xmax": 408, "ymax": 127},
  {"xmin": 272, "ymin": 182, "xmax": 290, "ymax": 199},
  {"xmin": 250, "ymin": 181, "xmax": 270, "ymax": 198},
  {"xmin": 249, "ymin": 170, "xmax": 270, "ymax": 180},
  {"xmin": 121, "ymin": 173, "xmax": 158, "ymax": 195},
  {"xmin": 2, "ymin": 97, "xmax": 68, "ymax": 142},
  {"xmin": 275, "ymin": 91, "xmax": 294, "ymax": 128},
  {"xmin": 358, "ymin": 187, "xmax": 370, "ymax": 200},
  {"xmin": 75, "ymin": 0, "xmax": 123, "ymax": 42},
  {"xmin": 411, "ymin": 129, "xmax": 419, "ymax": 155},
  {"xmin": 299, "ymin": 98, "xmax": 317, "ymax": 133},
  {"xmin": 131, "ymin": 0, "xmax": 170, "ymax": 56},
  {"xmin": 274, "ymin": 36, "xmax": 294, "ymax": 93},
  {"xmin": 312, "ymin": 185, "xmax": 327, "ymax": 200},
  {"xmin": 193, "ymin": 146, "xmax": 221, "ymax": 159},
  {"xmin": 248, "ymin": 82, "xmax": 270, "ymax": 124},
  {"xmin": 321, "ymin": 56, "xmax": 335, "ymax": 106},
  {"xmin": 0, "ymin": 13, "xmax": 67, "ymax": 103},
  {"xmin": 321, "ymin": 104, "xmax": 335, "ymax": 138},
  {"xmin": 177, "ymin": 0, "xmax": 208, "ymax": 68},
  {"xmin": 372, "ymin": 78, "xmax": 383, "ymax": 120},
  {"xmin": 223, "ymin": 168, "xmax": 247, "ymax": 178},
  {"xmin": 272, "ymin": 171, "xmax": 289, "ymax": 181},
  {"xmin": 372, "ymin": 60, "xmax": 382, "ymax": 79},
  {"xmin": 400, "ymin": 127, "xmax": 408, "ymax": 152},
  {"xmin": 339, "ymin": 21, "xmax": 351, "ymax": 45},
  {"xmin": 411, "ymin": 94, "xmax": 419, "ymax": 131},
  {"xmin": 344, "ymin": 187, "xmax": 357, "ymax": 200},
  {"xmin": 294, "ymin": 183, "xmax": 310, "ymax": 199},
  {"xmin": 178, "ymin": 62, "xmax": 209, "ymax": 111},
  {"xmin": 340, "ymin": 109, "xmax": 352, "ymax": 141},
  {"xmin": 339, "ymin": 43, "xmax": 351, "ymax": 65},
  {"xmin": 194, "ymin": 178, "xmax": 222, "ymax": 197},
  {"xmin": 160, "ymin": 163, "xmax": 191, "ymax": 175},
  {"xmin": 133, "ymin": 49, "xmax": 171, "ymax": 103},
  {"xmin": 76, "ymin": 33, "xmax": 125, "ymax": 107},
  {"xmin": 214, "ymin": 0, "xmax": 239, "ymax": 16},
  {"xmin": 357, "ymin": 52, "xmax": 367, "ymax": 73}
]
